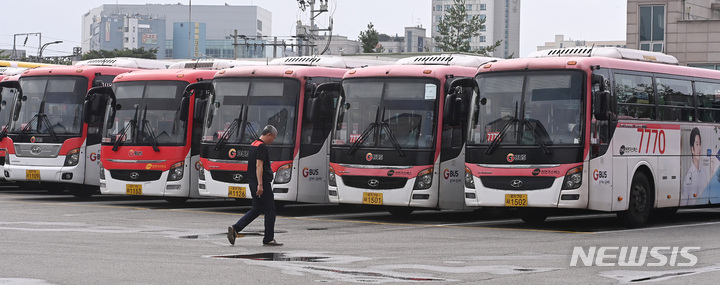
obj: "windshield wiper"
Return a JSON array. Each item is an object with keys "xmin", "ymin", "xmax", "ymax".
[
  {"xmin": 521, "ymin": 119, "xmax": 551, "ymax": 155},
  {"xmin": 347, "ymin": 105, "xmax": 381, "ymax": 155},
  {"xmin": 112, "ymin": 104, "xmax": 139, "ymax": 151},
  {"xmin": 486, "ymin": 101, "xmax": 520, "ymax": 155},
  {"xmin": 16, "ymin": 114, "xmax": 39, "ymax": 140},
  {"xmin": 378, "ymin": 107, "xmax": 404, "ymax": 157},
  {"xmin": 139, "ymin": 106, "xmax": 159, "ymax": 152},
  {"xmin": 214, "ymin": 104, "xmax": 244, "ymax": 150},
  {"xmin": 238, "ymin": 105, "xmax": 259, "ymax": 142},
  {"xmin": 39, "ymin": 113, "xmax": 58, "ymax": 142}
]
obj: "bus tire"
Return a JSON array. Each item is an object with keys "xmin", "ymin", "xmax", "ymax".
[
  {"xmin": 388, "ymin": 207, "xmax": 414, "ymax": 218},
  {"xmin": 618, "ymin": 173, "xmax": 653, "ymax": 228},
  {"xmin": 165, "ymin": 197, "xmax": 189, "ymax": 204},
  {"xmin": 519, "ymin": 208, "xmax": 548, "ymax": 224}
]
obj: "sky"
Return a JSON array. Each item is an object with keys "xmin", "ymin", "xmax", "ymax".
[{"xmin": 0, "ymin": 0, "xmax": 627, "ymax": 59}]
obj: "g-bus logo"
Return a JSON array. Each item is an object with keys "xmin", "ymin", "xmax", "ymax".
[
  {"xmin": 387, "ymin": 170, "xmax": 395, "ymax": 176},
  {"xmin": 90, "ymin": 152, "xmax": 98, "ymax": 162},
  {"xmin": 228, "ymin": 148, "xmax": 237, "ymax": 158},
  {"xmin": 593, "ymin": 169, "xmax": 608, "ymax": 180},
  {"xmin": 128, "ymin": 150, "xmax": 143, "ymax": 157},
  {"xmin": 619, "ymin": 145, "xmax": 639, "ymax": 155},
  {"xmin": 507, "ymin": 153, "xmax": 527, "ymax": 163},
  {"xmin": 303, "ymin": 167, "xmax": 319, "ymax": 177},
  {"xmin": 443, "ymin": 169, "xmax": 459, "ymax": 179},
  {"xmin": 365, "ymin": 152, "xmax": 384, "ymax": 161},
  {"xmin": 532, "ymin": 168, "xmax": 541, "ymax": 176}
]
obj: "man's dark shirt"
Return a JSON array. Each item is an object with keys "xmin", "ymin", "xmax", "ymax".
[{"xmin": 248, "ymin": 139, "xmax": 273, "ymax": 183}]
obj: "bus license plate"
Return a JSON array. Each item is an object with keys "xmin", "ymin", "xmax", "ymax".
[
  {"xmin": 228, "ymin": 186, "xmax": 246, "ymax": 198},
  {"xmin": 126, "ymin": 184, "xmax": 142, "ymax": 195},
  {"xmin": 505, "ymin": 194, "xmax": 528, "ymax": 207},
  {"xmin": 26, "ymin": 170, "xmax": 40, "ymax": 180},
  {"xmin": 362, "ymin": 192, "xmax": 383, "ymax": 205}
]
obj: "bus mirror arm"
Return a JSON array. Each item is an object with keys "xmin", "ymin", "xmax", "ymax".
[{"xmin": 593, "ymin": 90, "xmax": 611, "ymax": 121}]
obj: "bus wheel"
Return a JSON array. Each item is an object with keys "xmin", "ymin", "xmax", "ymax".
[
  {"xmin": 70, "ymin": 185, "xmax": 98, "ymax": 198},
  {"xmin": 165, "ymin": 197, "xmax": 189, "ymax": 205},
  {"xmin": 519, "ymin": 208, "xmax": 548, "ymax": 224},
  {"xmin": 618, "ymin": 173, "xmax": 653, "ymax": 228},
  {"xmin": 387, "ymin": 207, "xmax": 414, "ymax": 218}
]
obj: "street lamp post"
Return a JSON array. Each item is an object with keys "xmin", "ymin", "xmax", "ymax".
[{"xmin": 38, "ymin": 40, "xmax": 63, "ymax": 63}]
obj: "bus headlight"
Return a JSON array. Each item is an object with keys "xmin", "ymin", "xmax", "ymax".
[
  {"xmin": 465, "ymin": 166, "xmax": 475, "ymax": 189},
  {"xmin": 64, "ymin": 148, "xmax": 80, "ymax": 166},
  {"xmin": 274, "ymin": 163, "xmax": 292, "ymax": 184},
  {"xmin": 99, "ymin": 162, "xmax": 105, "ymax": 180},
  {"xmin": 562, "ymin": 166, "xmax": 583, "ymax": 190},
  {"xmin": 198, "ymin": 164, "xmax": 205, "ymax": 181},
  {"xmin": 413, "ymin": 168, "xmax": 433, "ymax": 190},
  {"xmin": 328, "ymin": 166, "xmax": 336, "ymax": 186},
  {"xmin": 168, "ymin": 162, "xmax": 184, "ymax": 181}
]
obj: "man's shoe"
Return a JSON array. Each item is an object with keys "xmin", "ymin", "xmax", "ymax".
[
  {"xmin": 263, "ymin": 239, "xmax": 283, "ymax": 246},
  {"xmin": 227, "ymin": 226, "xmax": 237, "ymax": 245}
]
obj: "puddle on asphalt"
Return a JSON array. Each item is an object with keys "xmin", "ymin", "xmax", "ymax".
[{"xmin": 212, "ymin": 252, "xmax": 330, "ymax": 262}]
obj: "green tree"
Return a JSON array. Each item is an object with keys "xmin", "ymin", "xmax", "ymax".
[
  {"xmin": 0, "ymin": 50, "xmax": 9, "ymax": 59},
  {"xmin": 358, "ymin": 22, "xmax": 381, "ymax": 53},
  {"xmin": 434, "ymin": 0, "xmax": 501, "ymax": 56},
  {"xmin": 82, "ymin": 47, "xmax": 159, "ymax": 60}
]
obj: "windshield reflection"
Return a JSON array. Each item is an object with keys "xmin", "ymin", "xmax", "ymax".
[{"xmin": 9, "ymin": 76, "xmax": 87, "ymax": 135}]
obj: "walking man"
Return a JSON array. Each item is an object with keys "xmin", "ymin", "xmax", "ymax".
[{"xmin": 227, "ymin": 125, "xmax": 282, "ymax": 246}]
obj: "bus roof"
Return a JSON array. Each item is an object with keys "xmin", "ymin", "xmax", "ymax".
[
  {"xmin": 0, "ymin": 67, "xmax": 26, "ymax": 76},
  {"xmin": 479, "ymin": 54, "xmax": 720, "ymax": 81},
  {"xmin": 527, "ymin": 47, "xmax": 679, "ymax": 65},
  {"xmin": 344, "ymin": 64, "xmax": 479, "ymax": 79},
  {"xmin": 269, "ymin": 55, "xmax": 392, "ymax": 69},
  {"xmin": 74, "ymin": 57, "xmax": 171, "ymax": 69},
  {"xmin": 0, "ymin": 60, "xmax": 55, "ymax": 68},
  {"xmin": 215, "ymin": 64, "xmax": 348, "ymax": 79},
  {"xmin": 20, "ymin": 65, "xmax": 139, "ymax": 78},
  {"xmin": 396, "ymin": 54, "xmax": 500, "ymax": 67},
  {"xmin": 167, "ymin": 59, "xmax": 263, "ymax": 70},
  {"xmin": 113, "ymin": 68, "xmax": 219, "ymax": 83}
]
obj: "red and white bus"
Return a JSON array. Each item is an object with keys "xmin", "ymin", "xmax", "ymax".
[
  {"xmin": 464, "ymin": 47, "xmax": 720, "ymax": 227},
  {"xmin": 94, "ymin": 59, "xmax": 257, "ymax": 203},
  {"xmin": 0, "ymin": 58, "xmax": 167, "ymax": 196},
  {"xmin": 197, "ymin": 56, "xmax": 378, "ymax": 204},
  {"xmin": 329, "ymin": 55, "xmax": 497, "ymax": 215}
]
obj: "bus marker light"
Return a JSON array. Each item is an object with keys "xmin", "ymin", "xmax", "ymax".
[
  {"xmin": 483, "ymin": 64, "xmax": 492, "ymax": 68},
  {"xmin": 667, "ymin": 195, "xmax": 672, "ymax": 199},
  {"xmin": 176, "ymin": 74, "xmax": 185, "ymax": 78},
  {"xmin": 567, "ymin": 61, "xmax": 577, "ymax": 65},
  {"xmin": 219, "ymin": 70, "xmax": 226, "ymax": 74},
  {"xmin": 423, "ymin": 70, "xmax": 432, "ymax": 74},
  {"xmin": 285, "ymin": 70, "xmax": 294, "ymax": 74},
  {"xmin": 618, "ymin": 196, "xmax": 623, "ymax": 201},
  {"xmin": 694, "ymin": 193, "xmax": 698, "ymax": 197},
  {"xmin": 76, "ymin": 69, "xmax": 84, "ymax": 73},
  {"xmin": 348, "ymin": 69, "xmax": 357, "ymax": 74}
]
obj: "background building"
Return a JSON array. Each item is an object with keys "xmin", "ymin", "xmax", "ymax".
[
  {"xmin": 82, "ymin": 4, "xmax": 271, "ymax": 59},
  {"xmin": 377, "ymin": 26, "xmax": 434, "ymax": 54},
  {"xmin": 537, "ymin": 35, "xmax": 626, "ymax": 51},
  {"xmin": 627, "ymin": 0, "xmax": 720, "ymax": 68},
  {"xmin": 431, "ymin": 0, "xmax": 520, "ymax": 58}
]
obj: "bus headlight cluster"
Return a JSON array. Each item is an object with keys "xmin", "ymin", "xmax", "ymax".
[
  {"xmin": 413, "ymin": 168, "xmax": 433, "ymax": 190},
  {"xmin": 198, "ymin": 164, "xmax": 205, "ymax": 181},
  {"xmin": 273, "ymin": 163, "xmax": 292, "ymax": 184},
  {"xmin": 562, "ymin": 166, "xmax": 583, "ymax": 190},
  {"xmin": 99, "ymin": 162, "xmax": 105, "ymax": 180},
  {"xmin": 465, "ymin": 166, "xmax": 475, "ymax": 189},
  {"xmin": 328, "ymin": 166, "xmax": 336, "ymax": 187},
  {"xmin": 64, "ymin": 148, "xmax": 80, "ymax": 166},
  {"xmin": 168, "ymin": 162, "xmax": 184, "ymax": 181}
]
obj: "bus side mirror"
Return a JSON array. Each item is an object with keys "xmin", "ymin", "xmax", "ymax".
[
  {"xmin": 305, "ymin": 97, "xmax": 319, "ymax": 122},
  {"xmin": 592, "ymin": 74, "xmax": 606, "ymax": 92},
  {"xmin": 194, "ymin": 98, "xmax": 207, "ymax": 121},
  {"xmin": 443, "ymin": 93, "xmax": 458, "ymax": 126},
  {"xmin": 180, "ymin": 97, "xmax": 190, "ymax": 122},
  {"xmin": 12, "ymin": 99, "xmax": 21, "ymax": 122},
  {"xmin": 593, "ymin": 90, "xmax": 611, "ymax": 120}
]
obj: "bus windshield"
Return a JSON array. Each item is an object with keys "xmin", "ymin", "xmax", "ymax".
[
  {"xmin": 10, "ymin": 76, "xmax": 88, "ymax": 135},
  {"xmin": 103, "ymin": 81, "xmax": 188, "ymax": 146},
  {"xmin": 204, "ymin": 78, "xmax": 299, "ymax": 146},
  {"xmin": 333, "ymin": 78, "xmax": 438, "ymax": 150},
  {"xmin": 0, "ymin": 85, "xmax": 18, "ymax": 128},
  {"xmin": 469, "ymin": 70, "xmax": 583, "ymax": 148}
]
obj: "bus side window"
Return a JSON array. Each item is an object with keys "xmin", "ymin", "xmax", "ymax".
[{"xmin": 695, "ymin": 81, "xmax": 720, "ymax": 123}]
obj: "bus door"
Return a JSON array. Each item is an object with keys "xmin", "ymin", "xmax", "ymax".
[
  {"xmin": 299, "ymin": 81, "xmax": 342, "ymax": 203},
  {"xmin": 84, "ymin": 86, "xmax": 112, "ymax": 185},
  {"xmin": 588, "ymin": 71, "xmax": 617, "ymax": 210},
  {"xmin": 183, "ymin": 81, "xmax": 212, "ymax": 197},
  {"xmin": 438, "ymin": 77, "xmax": 475, "ymax": 210}
]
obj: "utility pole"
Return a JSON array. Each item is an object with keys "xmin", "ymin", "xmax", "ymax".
[
  {"xmin": 232, "ymin": 29, "xmax": 238, "ymax": 59},
  {"xmin": 12, "ymin": 32, "xmax": 41, "ymax": 60}
]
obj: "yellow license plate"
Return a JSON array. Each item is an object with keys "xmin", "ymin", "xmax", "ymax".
[
  {"xmin": 362, "ymin": 192, "xmax": 383, "ymax": 205},
  {"xmin": 505, "ymin": 194, "xmax": 528, "ymax": 207},
  {"xmin": 26, "ymin": 170, "xmax": 40, "ymax": 181},
  {"xmin": 126, "ymin": 184, "xmax": 142, "ymax": 195},
  {"xmin": 228, "ymin": 186, "xmax": 246, "ymax": 198}
]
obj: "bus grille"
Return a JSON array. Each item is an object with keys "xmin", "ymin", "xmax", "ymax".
[
  {"xmin": 341, "ymin": 176, "xmax": 407, "ymax": 190},
  {"xmin": 110, "ymin": 170, "xmax": 163, "ymax": 182},
  {"xmin": 210, "ymin": 170, "xmax": 250, "ymax": 183},
  {"xmin": 479, "ymin": 176, "xmax": 556, "ymax": 191}
]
